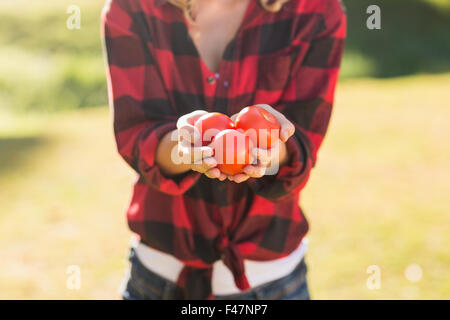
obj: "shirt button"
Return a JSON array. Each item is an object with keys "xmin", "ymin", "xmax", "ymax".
[
  {"xmin": 207, "ymin": 76, "xmax": 215, "ymax": 84},
  {"xmin": 224, "ymin": 80, "xmax": 229, "ymax": 88}
]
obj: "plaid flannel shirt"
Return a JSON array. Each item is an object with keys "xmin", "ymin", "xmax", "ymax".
[{"xmin": 102, "ymin": 0, "xmax": 346, "ymax": 299}]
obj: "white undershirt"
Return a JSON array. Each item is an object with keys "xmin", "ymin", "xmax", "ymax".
[{"xmin": 131, "ymin": 235, "xmax": 308, "ymax": 295}]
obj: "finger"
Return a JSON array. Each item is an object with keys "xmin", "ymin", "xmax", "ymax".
[
  {"xmin": 255, "ymin": 104, "xmax": 295, "ymax": 142},
  {"xmin": 177, "ymin": 110, "xmax": 208, "ymax": 144},
  {"xmin": 177, "ymin": 114, "xmax": 191, "ymax": 129},
  {"xmin": 201, "ymin": 146, "xmax": 214, "ymax": 159},
  {"xmin": 231, "ymin": 173, "xmax": 250, "ymax": 183},
  {"xmin": 251, "ymin": 147, "xmax": 271, "ymax": 166},
  {"xmin": 204, "ymin": 168, "xmax": 221, "ymax": 179},
  {"xmin": 202, "ymin": 156, "xmax": 217, "ymax": 167},
  {"xmin": 191, "ymin": 160, "xmax": 216, "ymax": 174},
  {"xmin": 188, "ymin": 110, "xmax": 208, "ymax": 125},
  {"xmin": 178, "ymin": 125, "xmax": 203, "ymax": 145},
  {"xmin": 190, "ymin": 164, "xmax": 204, "ymax": 173},
  {"xmin": 243, "ymin": 165, "xmax": 266, "ymax": 178},
  {"xmin": 280, "ymin": 122, "xmax": 295, "ymax": 142},
  {"xmin": 218, "ymin": 172, "xmax": 228, "ymax": 181},
  {"xmin": 177, "ymin": 110, "xmax": 208, "ymax": 128},
  {"xmin": 191, "ymin": 150, "xmax": 215, "ymax": 165},
  {"xmin": 180, "ymin": 143, "xmax": 214, "ymax": 164},
  {"xmin": 193, "ymin": 146, "xmax": 214, "ymax": 163}
]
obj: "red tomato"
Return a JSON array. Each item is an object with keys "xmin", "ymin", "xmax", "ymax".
[
  {"xmin": 235, "ymin": 106, "xmax": 280, "ymax": 149},
  {"xmin": 212, "ymin": 129, "xmax": 254, "ymax": 176},
  {"xmin": 194, "ymin": 112, "xmax": 234, "ymax": 146}
]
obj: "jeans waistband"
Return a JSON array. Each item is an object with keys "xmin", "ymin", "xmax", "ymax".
[{"xmin": 125, "ymin": 247, "xmax": 308, "ymax": 300}]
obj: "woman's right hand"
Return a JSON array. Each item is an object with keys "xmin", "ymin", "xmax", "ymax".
[{"xmin": 176, "ymin": 110, "xmax": 227, "ymax": 181}]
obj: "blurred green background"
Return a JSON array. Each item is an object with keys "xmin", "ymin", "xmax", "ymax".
[{"xmin": 0, "ymin": 0, "xmax": 449, "ymax": 299}]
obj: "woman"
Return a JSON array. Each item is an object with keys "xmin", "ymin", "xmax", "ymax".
[{"xmin": 102, "ymin": 0, "xmax": 346, "ymax": 299}]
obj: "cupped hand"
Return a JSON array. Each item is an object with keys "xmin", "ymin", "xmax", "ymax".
[
  {"xmin": 176, "ymin": 110, "xmax": 227, "ymax": 181},
  {"xmin": 227, "ymin": 104, "xmax": 294, "ymax": 183},
  {"xmin": 227, "ymin": 140, "xmax": 285, "ymax": 183}
]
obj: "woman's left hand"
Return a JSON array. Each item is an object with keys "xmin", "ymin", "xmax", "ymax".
[
  {"xmin": 227, "ymin": 140, "xmax": 285, "ymax": 183},
  {"xmin": 227, "ymin": 104, "xmax": 295, "ymax": 183}
]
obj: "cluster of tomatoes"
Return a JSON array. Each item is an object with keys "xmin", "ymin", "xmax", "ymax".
[{"xmin": 193, "ymin": 106, "xmax": 281, "ymax": 175}]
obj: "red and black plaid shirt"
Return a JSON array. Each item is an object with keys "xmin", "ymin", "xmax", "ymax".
[{"xmin": 102, "ymin": 0, "xmax": 346, "ymax": 299}]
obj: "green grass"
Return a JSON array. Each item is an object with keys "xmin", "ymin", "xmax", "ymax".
[
  {"xmin": 1, "ymin": 74, "xmax": 449, "ymax": 299},
  {"xmin": 0, "ymin": 108, "xmax": 133, "ymax": 299},
  {"xmin": 0, "ymin": 0, "xmax": 107, "ymax": 113},
  {"xmin": 303, "ymin": 73, "xmax": 450, "ymax": 299}
]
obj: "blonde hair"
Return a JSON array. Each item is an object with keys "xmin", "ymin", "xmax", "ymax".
[{"xmin": 168, "ymin": 0, "xmax": 290, "ymax": 22}]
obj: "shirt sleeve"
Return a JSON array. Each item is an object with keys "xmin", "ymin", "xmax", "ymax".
[
  {"xmin": 101, "ymin": 0, "xmax": 201, "ymax": 195},
  {"xmin": 248, "ymin": 1, "xmax": 347, "ymax": 201}
]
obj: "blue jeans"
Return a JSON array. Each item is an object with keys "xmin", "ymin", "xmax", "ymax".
[{"xmin": 121, "ymin": 248, "xmax": 310, "ymax": 300}]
